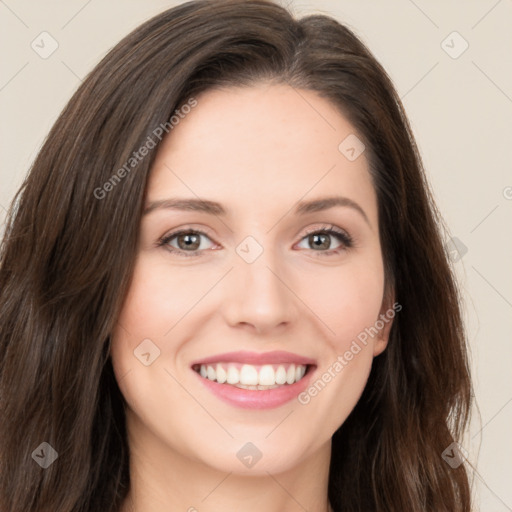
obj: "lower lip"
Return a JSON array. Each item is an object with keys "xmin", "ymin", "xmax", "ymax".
[{"xmin": 193, "ymin": 366, "xmax": 316, "ymax": 410}]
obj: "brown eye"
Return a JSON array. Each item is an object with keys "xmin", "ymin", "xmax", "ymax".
[
  {"xmin": 308, "ymin": 233, "xmax": 332, "ymax": 250},
  {"xmin": 159, "ymin": 229, "xmax": 216, "ymax": 257},
  {"xmin": 296, "ymin": 227, "xmax": 352, "ymax": 255},
  {"xmin": 176, "ymin": 233, "xmax": 201, "ymax": 251}
]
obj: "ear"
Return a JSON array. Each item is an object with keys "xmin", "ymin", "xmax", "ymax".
[{"xmin": 372, "ymin": 292, "xmax": 398, "ymax": 357}]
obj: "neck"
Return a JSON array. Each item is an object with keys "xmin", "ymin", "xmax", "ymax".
[{"xmin": 121, "ymin": 412, "xmax": 333, "ymax": 512}]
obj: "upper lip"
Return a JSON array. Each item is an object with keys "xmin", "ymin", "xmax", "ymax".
[{"xmin": 190, "ymin": 350, "xmax": 316, "ymax": 367}]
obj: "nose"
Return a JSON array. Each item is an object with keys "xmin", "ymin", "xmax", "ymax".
[{"xmin": 221, "ymin": 243, "xmax": 298, "ymax": 335}]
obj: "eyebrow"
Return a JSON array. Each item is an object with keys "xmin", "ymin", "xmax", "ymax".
[{"xmin": 143, "ymin": 195, "xmax": 370, "ymax": 225}]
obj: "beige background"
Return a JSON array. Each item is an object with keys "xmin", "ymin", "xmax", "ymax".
[{"xmin": 1, "ymin": 1, "xmax": 511, "ymax": 510}]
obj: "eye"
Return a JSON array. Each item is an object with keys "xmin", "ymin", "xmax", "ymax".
[
  {"xmin": 157, "ymin": 224, "xmax": 353, "ymax": 258},
  {"xmin": 158, "ymin": 229, "xmax": 216, "ymax": 257},
  {"xmin": 295, "ymin": 225, "xmax": 353, "ymax": 256}
]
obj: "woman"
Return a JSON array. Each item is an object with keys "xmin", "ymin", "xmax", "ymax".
[{"xmin": 0, "ymin": 1, "xmax": 474, "ymax": 510}]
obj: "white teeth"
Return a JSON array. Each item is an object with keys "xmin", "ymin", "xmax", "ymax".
[
  {"xmin": 216, "ymin": 364, "xmax": 227, "ymax": 384},
  {"xmin": 226, "ymin": 366, "xmax": 239, "ymax": 384},
  {"xmin": 207, "ymin": 365, "xmax": 216, "ymax": 381},
  {"xmin": 286, "ymin": 364, "xmax": 296, "ymax": 384},
  {"xmin": 258, "ymin": 365, "xmax": 275, "ymax": 386},
  {"xmin": 239, "ymin": 364, "xmax": 259, "ymax": 385},
  {"xmin": 275, "ymin": 365, "xmax": 287, "ymax": 385},
  {"xmin": 196, "ymin": 362, "xmax": 308, "ymax": 387}
]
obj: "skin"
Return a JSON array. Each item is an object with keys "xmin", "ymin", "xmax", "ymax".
[{"xmin": 111, "ymin": 83, "xmax": 394, "ymax": 512}]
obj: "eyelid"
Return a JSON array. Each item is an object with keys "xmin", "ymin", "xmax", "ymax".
[{"xmin": 301, "ymin": 223, "xmax": 349, "ymax": 239}]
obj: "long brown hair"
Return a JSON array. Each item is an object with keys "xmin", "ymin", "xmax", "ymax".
[{"xmin": 0, "ymin": 1, "xmax": 474, "ymax": 510}]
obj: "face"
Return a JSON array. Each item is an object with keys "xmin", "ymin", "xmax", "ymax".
[{"xmin": 110, "ymin": 83, "xmax": 393, "ymax": 476}]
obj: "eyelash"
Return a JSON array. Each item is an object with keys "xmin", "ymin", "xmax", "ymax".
[{"xmin": 156, "ymin": 224, "xmax": 354, "ymax": 258}]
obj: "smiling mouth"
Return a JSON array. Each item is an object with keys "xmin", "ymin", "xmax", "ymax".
[{"xmin": 192, "ymin": 362, "xmax": 313, "ymax": 390}]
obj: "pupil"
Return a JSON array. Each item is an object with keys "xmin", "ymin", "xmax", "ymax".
[
  {"xmin": 311, "ymin": 233, "xmax": 330, "ymax": 250},
  {"xmin": 179, "ymin": 233, "xmax": 200, "ymax": 250}
]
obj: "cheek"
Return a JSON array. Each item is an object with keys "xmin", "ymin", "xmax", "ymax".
[
  {"xmin": 115, "ymin": 255, "xmax": 218, "ymax": 340},
  {"xmin": 295, "ymin": 263, "xmax": 384, "ymax": 433},
  {"xmin": 109, "ymin": 258, "xmax": 204, "ymax": 436},
  {"xmin": 301, "ymin": 256, "xmax": 385, "ymax": 351},
  {"xmin": 110, "ymin": 256, "xmax": 222, "ymax": 401}
]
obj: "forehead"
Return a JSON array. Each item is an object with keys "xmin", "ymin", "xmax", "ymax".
[{"xmin": 146, "ymin": 84, "xmax": 377, "ymax": 225}]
